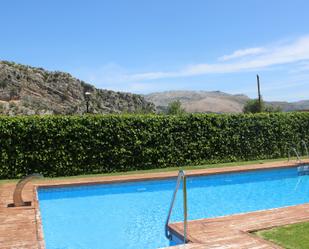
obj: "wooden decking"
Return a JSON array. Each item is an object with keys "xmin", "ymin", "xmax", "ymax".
[{"xmin": 0, "ymin": 159, "xmax": 309, "ymax": 249}]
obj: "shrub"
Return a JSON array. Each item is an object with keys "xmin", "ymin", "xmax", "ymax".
[
  {"xmin": 0, "ymin": 80, "xmax": 8, "ymax": 88},
  {"xmin": 243, "ymin": 99, "xmax": 264, "ymax": 113},
  {"xmin": 0, "ymin": 113, "xmax": 308, "ymax": 179},
  {"xmin": 167, "ymin": 100, "xmax": 186, "ymax": 115},
  {"xmin": 243, "ymin": 99, "xmax": 282, "ymax": 113}
]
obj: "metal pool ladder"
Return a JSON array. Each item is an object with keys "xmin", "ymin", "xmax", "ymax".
[
  {"xmin": 301, "ymin": 140, "xmax": 309, "ymax": 158},
  {"xmin": 297, "ymin": 140, "xmax": 309, "ymax": 175},
  {"xmin": 288, "ymin": 146, "xmax": 302, "ymax": 163},
  {"xmin": 287, "ymin": 140, "xmax": 309, "ymax": 163},
  {"xmin": 165, "ymin": 170, "xmax": 188, "ymax": 244}
]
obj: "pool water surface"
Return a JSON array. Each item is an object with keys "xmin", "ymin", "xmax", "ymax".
[{"xmin": 38, "ymin": 166, "xmax": 309, "ymax": 249}]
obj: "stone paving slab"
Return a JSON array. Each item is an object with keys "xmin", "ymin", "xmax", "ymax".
[{"xmin": 168, "ymin": 203, "xmax": 309, "ymax": 249}]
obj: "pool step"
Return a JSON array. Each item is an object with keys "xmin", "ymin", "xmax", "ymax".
[{"xmin": 298, "ymin": 165, "xmax": 309, "ymax": 175}]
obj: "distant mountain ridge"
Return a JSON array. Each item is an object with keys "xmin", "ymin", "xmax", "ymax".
[
  {"xmin": 1, "ymin": 61, "xmax": 308, "ymax": 115},
  {"xmin": 144, "ymin": 90, "xmax": 309, "ymax": 113},
  {"xmin": 266, "ymin": 100, "xmax": 309, "ymax": 112},
  {"xmin": 0, "ymin": 61, "xmax": 155, "ymax": 115}
]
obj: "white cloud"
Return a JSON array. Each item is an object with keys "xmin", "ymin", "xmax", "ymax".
[
  {"xmin": 289, "ymin": 61, "xmax": 309, "ymax": 73},
  {"xmin": 74, "ymin": 35, "xmax": 309, "ymax": 99},
  {"xmin": 127, "ymin": 35, "xmax": 309, "ymax": 81},
  {"xmin": 218, "ymin": 47, "xmax": 266, "ymax": 61},
  {"xmin": 80, "ymin": 63, "xmax": 129, "ymax": 84}
]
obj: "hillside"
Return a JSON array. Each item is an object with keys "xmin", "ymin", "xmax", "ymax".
[
  {"xmin": 1, "ymin": 61, "xmax": 308, "ymax": 115},
  {"xmin": 145, "ymin": 91, "xmax": 250, "ymax": 113},
  {"xmin": 0, "ymin": 61, "xmax": 155, "ymax": 115},
  {"xmin": 267, "ymin": 100, "xmax": 309, "ymax": 112},
  {"xmin": 144, "ymin": 91, "xmax": 309, "ymax": 113}
]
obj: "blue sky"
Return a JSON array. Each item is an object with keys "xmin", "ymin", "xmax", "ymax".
[{"xmin": 1, "ymin": 0, "xmax": 309, "ymax": 101}]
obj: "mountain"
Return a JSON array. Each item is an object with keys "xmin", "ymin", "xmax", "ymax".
[
  {"xmin": 266, "ymin": 100, "xmax": 309, "ymax": 112},
  {"xmin": 145, "ymin": 91, "xmax": 250, "ymax": 113},
  {"xmin": 0, "ymin": 61, "xmax": 155, "ymax": 115},
  {"xmin": 1, "ymin": 61, "xmax": 308, "ymax": 115},
  {"xmin": 144, "ymin": 90, "xmax": 309, "ymax": 113}
]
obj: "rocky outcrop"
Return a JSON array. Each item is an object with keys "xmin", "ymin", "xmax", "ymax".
[{"xmin": 0, "ymin": 61, "xmax": 155, "ymax": 115}]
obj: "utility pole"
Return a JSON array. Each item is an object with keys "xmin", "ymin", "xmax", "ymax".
[{"xmin": 257, "ymin": 74, "xmax": 262, "ymax": 112}]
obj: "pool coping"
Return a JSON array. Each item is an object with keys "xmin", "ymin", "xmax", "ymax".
[
  {"xmin": 35, "ymin": 160, "xmax": 308, "ymax": 189},
  {"xmin": 166, "ymin": 202, "xmax": 309, "ymax": 249},
  {"xmin": 1, "ymin": 159, "xmax": 309, "ymax": 249}
]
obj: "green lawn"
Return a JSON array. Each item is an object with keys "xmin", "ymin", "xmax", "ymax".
[
  {"xmin": 256, "ymin": 222, "xmax": 309, "ymax": 249},
  {"xmin": 0, "ymin": 157, "xmax": 297, "ymax": 185}
]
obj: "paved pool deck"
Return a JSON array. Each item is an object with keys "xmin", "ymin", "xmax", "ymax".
[
  {"xmin": 167, "ymin": 203, "xmax": 309, "ymax": 249},
  {"xmin": 1, "ymin": 159, "xmax": 309, "ymax": 249}
]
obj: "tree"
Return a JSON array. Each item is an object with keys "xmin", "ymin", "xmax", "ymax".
[
  {"xmin": 264, "ymin": 105, "xmax": 282, "ymax": 113},
  {"xmin": 243, "ymin": 99, "xmax": 282, "ymax": 113},
  {"xmin": 243, "ymin": 99, "xmax": 264, "ymax": 113},
  {"xmin": 167, "ymin": 100, "xmax": 186, "ymax": 115}
]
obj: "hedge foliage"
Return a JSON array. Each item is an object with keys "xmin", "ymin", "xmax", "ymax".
[{"xmin": 1, "ymin": 113, "xmax": 309, "ymax": 179}]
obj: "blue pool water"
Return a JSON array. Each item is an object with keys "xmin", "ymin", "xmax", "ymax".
[{"xmin": 38, "ymin": 167, "xmax": 309, "ymax": 249}]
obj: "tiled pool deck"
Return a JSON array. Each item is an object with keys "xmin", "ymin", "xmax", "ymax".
[
  {"xmin": 167, "ymin": 203, "xmax": 309, "ymax": 249},
  {"xmin": 1, "ymin": 160, "xmax": 309, "ymax": 249}
]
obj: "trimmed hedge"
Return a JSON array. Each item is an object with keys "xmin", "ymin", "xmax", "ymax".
[{"xmin": 1, "ymin": 113, "xmax": 309, "ymax": 179}]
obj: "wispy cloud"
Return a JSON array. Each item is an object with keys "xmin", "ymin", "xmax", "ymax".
[
  {"xmin": 289, "ymin": 61, "xmax": 309, "ymax": 74},
  {"xmin": 218, "ymin": 47, "xmax": 266, "ymax": 61},
  {"xmin": 74, "ymin": 35, "xmax": 309, "ymax": 95},
  {"xmin": 128, "ymin": 35, "xmax": 309, "ymax": 81}
]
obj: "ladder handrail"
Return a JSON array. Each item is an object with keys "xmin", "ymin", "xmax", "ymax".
[
  {"xmin": 165, "ymin": 170, "xmax": 188, "ymax": 244},
  {"xmin": 287, "ymin": 141, "xmax": 309, "ymax": 163},
  {"xmin": 288, "ymin": 146, "xmax": 301, "ymax": 163},
  {"xmin": 301, "ymin": 140, "xmax": 309, "ymax": 158}
]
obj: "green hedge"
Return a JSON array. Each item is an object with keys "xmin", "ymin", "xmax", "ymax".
[{"xmin": 1, "ymin": 113, "xmax": 309, "ymax": 179}]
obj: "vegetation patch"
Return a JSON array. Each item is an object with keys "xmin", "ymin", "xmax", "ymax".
[
  {"xmin": 255, "ymin": 222, "xmax": 309, "ymax": 249},
  {"xmin": 1, "ymin": 113, "xmax": 309, "ymax": 179}
]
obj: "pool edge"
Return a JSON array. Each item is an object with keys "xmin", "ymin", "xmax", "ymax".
[
  {"xmin": 167, "ymin": 202, "xmax": 309, "ymax": 249},
  {"xmin": 35, "ymin": 160, "xmax": 306, "ymax": 190},
  {"xmin": 31, "ymin": 159, "xmax": 309, "ymax": 249},
  {"xmin": 2, "ymin": 159, "xmax": 309, "ymax": 249}
]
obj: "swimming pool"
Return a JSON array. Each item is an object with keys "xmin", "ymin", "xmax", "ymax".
[{"xmin": 38, "ymin": 166, "xmax": 309, "ymax": 249}]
